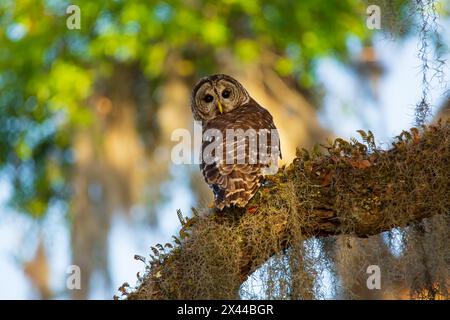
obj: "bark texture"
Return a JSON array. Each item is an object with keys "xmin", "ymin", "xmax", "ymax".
[{"xmin": 121, "ymin": 121, "xmax": 449, "ymax": 300}]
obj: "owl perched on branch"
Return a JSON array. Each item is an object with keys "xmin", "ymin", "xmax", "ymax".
[{"xmin": 191, "ymin": 74, "xmax": 281, "ymax": 210}]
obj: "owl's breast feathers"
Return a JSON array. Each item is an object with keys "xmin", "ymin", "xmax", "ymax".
[{"xmin": 200, "ymin": 100, "xmax": 281, "ymax": 210}]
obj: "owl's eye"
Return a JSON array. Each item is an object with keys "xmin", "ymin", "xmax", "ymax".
[
  {"xmin": 222, "ymin": 89, "xmax": 231, "ymax": 99},
  {"xmin": 203, "ymin": 94, "xmax": 214, "ymax": 103}
]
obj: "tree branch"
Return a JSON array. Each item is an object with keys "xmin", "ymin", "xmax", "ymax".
[{"xmin": 122, "ymin": 121, "xmax": 449, "ymax": 300}]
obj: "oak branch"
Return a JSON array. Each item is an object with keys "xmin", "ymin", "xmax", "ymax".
[{"xmin": 122, "ymin": 121, "xmax": 449, "ymax": 300}]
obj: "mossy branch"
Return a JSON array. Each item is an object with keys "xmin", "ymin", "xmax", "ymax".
[{"xmin": 121, "ymin": 121, "xmax": 449, "ymax": 300}]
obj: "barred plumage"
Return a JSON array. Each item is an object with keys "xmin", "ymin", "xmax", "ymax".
[{"xmin": 191, "ymin": 74, "xmax": 281, "ymax": 210}]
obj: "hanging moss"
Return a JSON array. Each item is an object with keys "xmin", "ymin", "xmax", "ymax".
[{"xmin": 119, "ymin": 121, "xmax": 449, "ymax": 300}]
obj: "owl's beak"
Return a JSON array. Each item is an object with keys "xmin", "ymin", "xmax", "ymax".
[{"xmin": 217, "ymin": 100, "xmax": 223, "ymax": 114}]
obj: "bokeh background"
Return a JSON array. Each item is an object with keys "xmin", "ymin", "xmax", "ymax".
[{"xmin": 0, "ymin": 0, "xmax": 449, "ymax": 299}]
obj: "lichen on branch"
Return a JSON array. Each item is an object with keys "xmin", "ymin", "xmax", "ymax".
[{"xmin": 119, "ymin": 121, "xmax": 449, "ymax": 300}]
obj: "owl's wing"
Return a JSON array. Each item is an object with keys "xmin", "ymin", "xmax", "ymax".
[{"xmin": 201, "ymin": 101, "xmax": 281, "ymax": 210}]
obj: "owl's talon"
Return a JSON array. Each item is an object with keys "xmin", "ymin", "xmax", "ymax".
[{"xmin": 261, "ymin": 179, "xmax": 275, "ymax": 188}]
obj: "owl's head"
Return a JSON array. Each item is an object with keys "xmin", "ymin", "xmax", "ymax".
[{"xmin": 191, "ymin": 74, "xmax": 250, "ymax": 122}]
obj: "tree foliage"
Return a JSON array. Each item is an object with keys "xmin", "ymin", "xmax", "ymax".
[{"xmin": 0, "ymin": 0, "xmax": 417, "ymax": 217}]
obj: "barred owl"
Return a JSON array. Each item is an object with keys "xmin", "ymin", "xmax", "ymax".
[{"xmin": 191, "ymin": 74, "xmax": 281, "ymax": 210}]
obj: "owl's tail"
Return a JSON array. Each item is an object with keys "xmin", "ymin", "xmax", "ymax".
[{"xmin": 213, "ymin": 173, "xmax": 261, "ymax": 211}]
